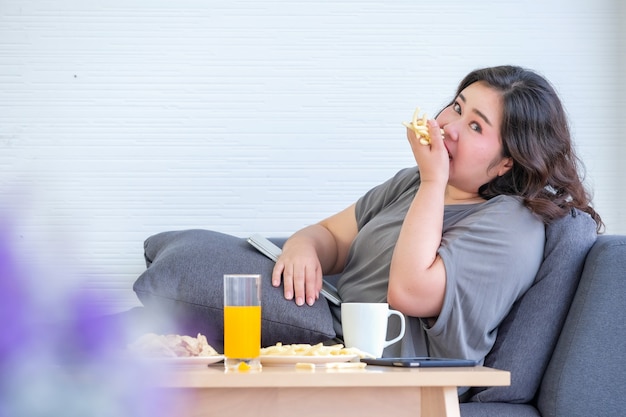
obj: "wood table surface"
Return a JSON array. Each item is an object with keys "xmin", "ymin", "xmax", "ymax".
[{"xmin": 153, "ymin": 361, "xmax": 510, "ymax": 417}]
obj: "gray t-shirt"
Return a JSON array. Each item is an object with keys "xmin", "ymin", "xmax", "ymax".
[{"xmin": 334, "ymin": 166, "xmax": 545, "ymax": 363}]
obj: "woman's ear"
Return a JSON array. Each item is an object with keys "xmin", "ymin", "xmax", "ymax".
[{"xmin": 498, "ymin": 157, "xmax": 514, "ymax": 176}]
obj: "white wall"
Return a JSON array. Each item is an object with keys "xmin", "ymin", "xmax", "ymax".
[{"xmin": 1, "ymin": 0, "xmax": 624, "ymax": 314}]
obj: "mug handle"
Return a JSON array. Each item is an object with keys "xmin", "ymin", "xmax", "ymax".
[{"xmin": 383, "ymin": 309, "xmax": 406, "ymax": 348}]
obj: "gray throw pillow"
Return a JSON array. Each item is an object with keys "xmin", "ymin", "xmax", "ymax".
[
  {"xmin": 133, "ymin": 230, "xmax": 336, "ymax": 352},
  {"xmin": 467, "ymin": 209, "xmax": 597, "ymax": 404}
]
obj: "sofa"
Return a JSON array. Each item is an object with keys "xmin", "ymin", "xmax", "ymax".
[
  {"xmin": 130, "ymin": 209, "xmax": 626, "ymax": 417},
  {"xmin": 460, "ymin": 233, "xmax": 626, "ymax": 417}
]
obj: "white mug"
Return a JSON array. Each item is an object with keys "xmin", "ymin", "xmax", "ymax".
[{"xmin": 341, "ymin": 302, "xmax": 406, "ymax": 358}]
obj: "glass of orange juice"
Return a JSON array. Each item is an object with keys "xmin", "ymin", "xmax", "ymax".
[{"xmin": 223, "ymin": 274, "xmax": 262, "ymax": 371}]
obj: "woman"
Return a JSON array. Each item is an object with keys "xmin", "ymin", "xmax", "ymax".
[{"xmin": 271, "ymin": 65, "xmax": 603, "ymax": 362}]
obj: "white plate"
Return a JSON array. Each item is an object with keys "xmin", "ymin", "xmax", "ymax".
[
  {"xmin": 144, "ymin": 355, "xmax": 224, "ymax": 366},
  {"xmin": 260, "ymin": 354, "xmax": 358, "ymax": 365}
]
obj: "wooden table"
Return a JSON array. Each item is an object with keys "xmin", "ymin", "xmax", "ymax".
[{"xmin": 155, "ymin": 362, "xmax": 510, "ymax": 417}]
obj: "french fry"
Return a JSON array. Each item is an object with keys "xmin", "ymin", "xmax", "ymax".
[
  {"xmin": 260, "ymin": 342, "xmax": 371, "ymax": 358},
  {"xmin": 402, "ymin": 106, "xmax": 445, "ymax": 145},
  {"xmin": 325, "ymin": 362, "xmax": 367, "ymax": 370},
  {"xmin": 295, "ymin": 362, "xmax": 316, "ymax": 371}
]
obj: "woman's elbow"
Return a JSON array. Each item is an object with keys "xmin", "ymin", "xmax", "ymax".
[
  {"xmin": 386, "ymin": 285, "xmax": 406, "ymax": 311},
  {"xmin": 387, "ymin": 276, "xmax": 445, "ymax": 318}
]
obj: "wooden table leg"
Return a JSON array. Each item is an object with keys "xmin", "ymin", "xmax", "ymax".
[{"xmin": 420, "ymin": 386, "xmax": 460, "ymax": 417}]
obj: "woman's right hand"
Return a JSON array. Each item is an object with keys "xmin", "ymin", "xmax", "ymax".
[{"xmin": 406, "ymin": 119, "xmax": 449, "ymax": 185}]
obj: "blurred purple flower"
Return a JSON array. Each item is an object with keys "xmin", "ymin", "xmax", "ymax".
[{"xmin": 0, "ymin": 221, "xmax": 178, "ymax": 417}]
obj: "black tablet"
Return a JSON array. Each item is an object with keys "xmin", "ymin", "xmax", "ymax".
[{"xmin": 361, "ymin": 357, "xmax": 479, "ymax": 368}]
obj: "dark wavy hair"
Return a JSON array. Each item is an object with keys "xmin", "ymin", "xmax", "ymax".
[{"xmin": 450, "ymin": 65, "xmax": 603, "ymax": 231}]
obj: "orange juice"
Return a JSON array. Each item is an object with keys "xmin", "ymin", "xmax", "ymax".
[{"xmin": 224, "ymin": 305, "xmax": 262, "ymax": 358}]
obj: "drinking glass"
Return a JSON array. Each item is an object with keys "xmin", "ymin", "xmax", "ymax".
[{"xmin": 223, "ymin": 274, "xmax": 262, "ymax": 371}]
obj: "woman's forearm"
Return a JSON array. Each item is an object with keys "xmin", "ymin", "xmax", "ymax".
[
  {"xmin": 283, "ymin": 203, "xmax": 358, "ymax": 275},
  {"xmin": 273, "ymin": 204, "xmax": 357, "ymax": 306},
  {"xmin": 282, "ymin": 224, "xmax": 340, "ymax": 274}
]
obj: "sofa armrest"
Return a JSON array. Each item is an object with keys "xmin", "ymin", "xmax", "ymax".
[{"xmin": 538, "ymin": 234, "xmax": 626, "ymax": 417}]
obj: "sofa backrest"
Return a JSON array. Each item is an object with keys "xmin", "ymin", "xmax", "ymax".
[
  {"xmin": 468, "ymin": 209, "xmax": 598, "ymax": 404},
  {"xmin": 537, "ymin": 234, "xmax": 626, "ymax": 417}
]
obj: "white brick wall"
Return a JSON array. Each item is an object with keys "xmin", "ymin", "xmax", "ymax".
[{"xmin": 1, "ymin": 0, "xmax": 624, "ymax": 314}]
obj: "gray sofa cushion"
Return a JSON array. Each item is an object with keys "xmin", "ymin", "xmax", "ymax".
[
  {"xmin": 460, "ymin": 402, "xmax": 541, "ymax": 417},
  {"xmin": 133, "ymin": 230, "xmax": 336, "ymax": 352},
  {"xmin": 537, "ymin": 235, "xmax": 626, "ymax": 417},
  {"xmin": 467, "ymin": 209, "xmax": 597, "ymax": 404}
]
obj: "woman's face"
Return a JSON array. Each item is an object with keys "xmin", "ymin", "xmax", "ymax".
[{"xmin": 436, "ymin": 81, "xmax": 512, "ymax": 196}]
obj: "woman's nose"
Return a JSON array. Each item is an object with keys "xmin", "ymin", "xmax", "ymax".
[{"xmin": 442, "ymin": 125, "xmax": 457, "ymax": 142}]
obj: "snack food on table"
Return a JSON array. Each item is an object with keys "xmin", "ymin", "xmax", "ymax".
[
  {"xmin": 128, "ymin": 333, "xmax": 220, "ymax": 358},
  {"xmin": 260, "ymin": 342, "xmax": 373, "ymax": 359},
  {"xmin": 295, "ymin": 362, "xmax": 316, "ymax": 371},
  {"xmin": 402, "ymin": 106, "xmax": 445, "ymax": 145},
  {"xmin": 325, "ymin": 362, "xmax": 367, "ymax": 370}
]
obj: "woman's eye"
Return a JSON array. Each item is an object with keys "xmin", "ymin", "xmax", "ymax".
[
  {"xmin": 453, "ymin": 102, "xmax": 461, "ymax": 114},
  {"xmin": 470, "ymin": 122, "xmax": 482, "ymax": 133}
]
